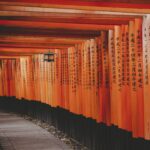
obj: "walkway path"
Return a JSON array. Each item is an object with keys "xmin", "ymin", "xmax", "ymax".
[{"xmin": 0, "ymin": 111, "xmax": 71, "ymax": 150}]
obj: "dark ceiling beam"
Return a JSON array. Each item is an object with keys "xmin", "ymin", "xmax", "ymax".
[
  {"xmin": 0, "ymin": 56, "xmax": 30, "ymax": 57},
  {"xmin": 0, "ymin": 20, "xmax": 114, "ymax": 30},
  {"xmin": 0, "ymin": 48, "xmax": 67, "ymax": 56},
  {"xmin": 0, "ymin": 15, "xmax": 131, "ymax": 25},
  {"xmin": 0, "ymin": 51, "xmax": 41, "ymax": 55},
  {"xmin": 0, "ymin": 48, "xmax": 56, "ymax": 55},
  {"xmin": 0, "ymin": 44, "xmax": 70, "ymax": 49},
  {"xmin": 0, "ymin": 52, "xmax": 33, "ymax": 55},
  {"xmin": 0, "ymin": 48, "xmax": 49, "ymax": 52},
  {"xmin": 0, "ymin": 42, "xmax": 74, "ymax": 47},
  {"xmin": 0, "ymin": 36, "xmax": 85, "ymax": 45},
  {"xmin": 0, "ymin": 27, "xmax": 101, "ymax": 38}
]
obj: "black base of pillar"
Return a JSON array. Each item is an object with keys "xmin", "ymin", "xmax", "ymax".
[{"xmin": 0, "ymin": 96, "xmax": 150, "ymax": 150}]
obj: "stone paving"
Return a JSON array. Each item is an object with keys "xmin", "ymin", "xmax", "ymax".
[{"xmin": 0, "ymin": 111, "xmax": 71, "ymax": 150}]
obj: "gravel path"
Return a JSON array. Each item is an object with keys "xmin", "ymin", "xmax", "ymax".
[
  {"xmin": 22, "ymin": 115, "xmax": 89, "ymax": 150},
  {"xmin": 0, "ymin": 111, "xmax": 71, "ymax": 150}
]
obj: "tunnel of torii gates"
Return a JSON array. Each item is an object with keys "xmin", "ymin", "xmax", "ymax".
[{"xmin": 0, "ymin": 0, "xmax": 150, "ymax": 149}]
